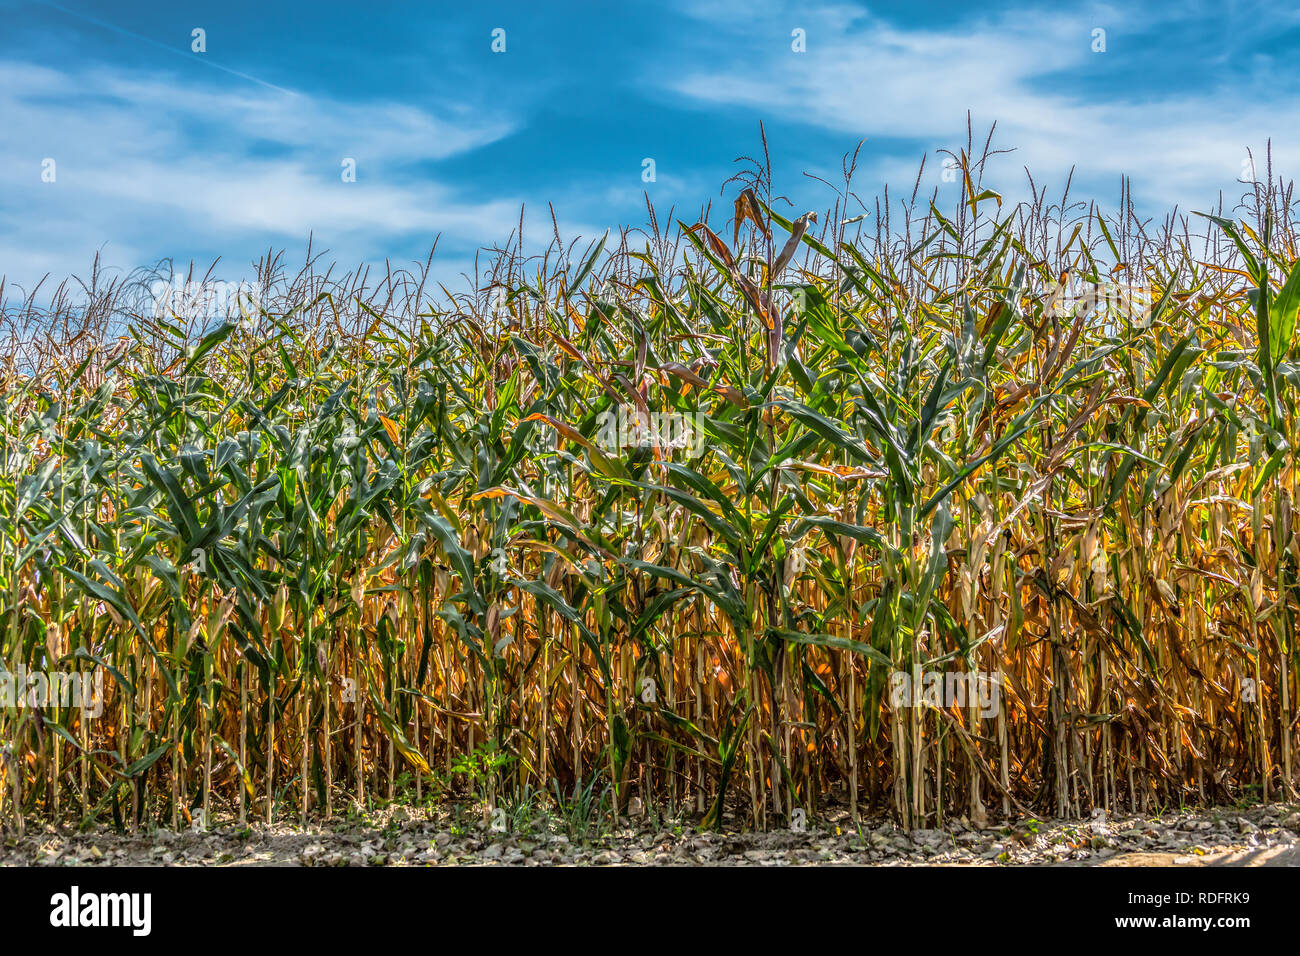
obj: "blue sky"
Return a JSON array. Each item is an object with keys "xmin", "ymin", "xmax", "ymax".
[{"xmin": 2, "ymin": 0, "xmax": 1298, "ymax": 297}]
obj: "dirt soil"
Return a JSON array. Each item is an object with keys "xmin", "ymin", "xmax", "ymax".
[{"xmin": 4, "ymin": 802, "xmax": 1299, "ymax": 866}]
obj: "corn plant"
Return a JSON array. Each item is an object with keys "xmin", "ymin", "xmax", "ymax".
[{"xmin": 1, "ymin": 145, "xmax": 1298, "ymax": 833}]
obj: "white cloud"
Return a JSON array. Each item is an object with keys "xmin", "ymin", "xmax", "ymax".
[
  {"xmin": 0, "ymin": 59, "xmax": 529, "ymax": 291},
  {"xmin": 0, "ymin": 56, "xmax": 646, "ymax": 305},
  {"xmin": 663, "ymin": 3, "xmax": 1300, "ymax": 215}
]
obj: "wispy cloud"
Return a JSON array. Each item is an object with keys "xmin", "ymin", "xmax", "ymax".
[
  {"xmin": 663, "ymin": 2, "xmax": 1299, "ymax": 213},
  {"xmin": 0, "ymin": 59, "xmax": 523, "ymax": 289},
  {"xmin": 3, "ymin": 0, "xmax": 1297, "ymax": 297}
]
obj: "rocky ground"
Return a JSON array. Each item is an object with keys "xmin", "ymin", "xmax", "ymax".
[{"xmin": 4, "ymin": 801, "xmax": 1299, "ymax": 866}]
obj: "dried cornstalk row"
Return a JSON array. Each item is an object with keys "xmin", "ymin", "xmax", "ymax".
[{"xmin": 0, "ymin": 152, "xmax": 1298, "ymax": 832}]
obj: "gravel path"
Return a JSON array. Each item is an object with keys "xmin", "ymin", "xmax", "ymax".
[{"xmin": 4, "ymin": 802, "xmax": 1298, "ymax": 866}]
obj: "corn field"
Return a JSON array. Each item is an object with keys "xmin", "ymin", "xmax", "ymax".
[{"xmin": 2, "ymin": 145, "xmax": 1299, "ymax": 835}]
